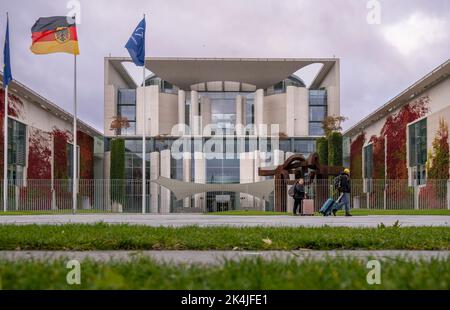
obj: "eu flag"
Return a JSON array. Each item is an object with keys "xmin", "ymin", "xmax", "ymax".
[
  {"xmin": 125, "ymin": 18, "xmax": 146, "ymax": 67},
  {"xmin": 3, "ymin": 14, "xmax": 12, "ymax": 86}
]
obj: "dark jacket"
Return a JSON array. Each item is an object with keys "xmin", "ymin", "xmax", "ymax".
[
  {"xmin": 293, "ymin": 183, "xmax": 305, "ymax": 199},
  {"xmin": 340, "ymin": 173, "xmax": 351, "ymax": 193}
]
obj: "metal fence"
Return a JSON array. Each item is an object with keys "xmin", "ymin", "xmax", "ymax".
[{"xmin": 0, "ymin": 179, "xmax": 449, "ymax": 213}]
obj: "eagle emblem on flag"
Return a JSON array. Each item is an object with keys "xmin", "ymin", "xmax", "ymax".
[{"xmin": 55, "ymin": 27, "xmax": 70, "ymax": 43}]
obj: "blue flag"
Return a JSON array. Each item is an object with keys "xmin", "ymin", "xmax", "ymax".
[
  {"xmin": 125, "ymin": 18, "xmax": 146, "ymax": 67},
  {"xmin": 3, "ymin": 14, "xmax": 12, "ymax": 87}
]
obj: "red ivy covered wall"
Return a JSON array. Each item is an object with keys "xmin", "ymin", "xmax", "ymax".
[
  {"xmin": 77, "ymin": 130, "xmax": 94, "ymax": 179},
  {"xmin": 350, "ymin": 132, "xmax": 365, "ymax": 179},
  {"xmin": 350, "ymin": 96, "xmax": 429, "ymax": 180},
  {"xmin": 52, "ymin": 128, "xmax": 71, "ymax": 179},
  {"xmin": 369, "ymin": 135, "xmax": 386, "ymax": 179},
  {"xmin": 0, "ymin": 88, "xmax": 24, "ymax": 176},
  {"xmin": 27, "ymin": 128, "xmax": 52, "ymax": 179},
  {"xmin": 381, "ymin": 96, "xmax": 429, "ymax": 179}
]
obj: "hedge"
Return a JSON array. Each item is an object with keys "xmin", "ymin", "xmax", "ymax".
[
  {"xmin": 110, "ymin": 138, "xmax": 125, "ymax": 204},
  {"xmin": 328, "ymin": 132, "xmax": 343, "ymax": 166},
  {"xmin": 317, "ymin": 137, "xmax": 328, "ymax": 165}
]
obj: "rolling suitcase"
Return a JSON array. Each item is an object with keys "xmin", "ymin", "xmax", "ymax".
[
  {"xmin": 319, "ymin": 194, "xmax": 343, "ymax": 216},
  {"xmin": 301, "ymin": 199, "xmax": 315, "ymax": 216}
]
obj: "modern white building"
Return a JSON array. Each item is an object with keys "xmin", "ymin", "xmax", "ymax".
[{"xmin": 104, "ymin": 57, "xmax": 340, "ymax": 212}]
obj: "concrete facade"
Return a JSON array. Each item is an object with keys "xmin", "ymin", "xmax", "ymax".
[{"xmin": 103, "ymin": 57, "xmax": 341, "ymax": 213}]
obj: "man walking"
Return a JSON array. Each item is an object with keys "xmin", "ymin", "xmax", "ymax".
[{"xmin": 333, "ymin": 168, "xmax": 352, "ymax": 216}]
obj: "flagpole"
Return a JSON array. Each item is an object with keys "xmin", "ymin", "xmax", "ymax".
[
  {"xmin": 142, "ymin": 13, "xmax": 146, "ymax": 215},
  {"xmin": 3, "ymin": 85, "xmax": 8, "ymax": 212},
  {"xmin": 72, "ymin": 54, "xmax": 77, "ymax": 215},
  {"xmin": 3, "ymin": 12, "xmax": 9, "ymax": 212}
]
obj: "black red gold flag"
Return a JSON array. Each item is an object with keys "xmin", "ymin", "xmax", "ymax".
[{"xmin": 30, "ymin": 16, "xmax": 79, "ymax": 55}]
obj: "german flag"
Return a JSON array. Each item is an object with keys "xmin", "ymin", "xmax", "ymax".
[{"xmin": 30, "ymin": 16, "xmax": 79, "ymax": 55}]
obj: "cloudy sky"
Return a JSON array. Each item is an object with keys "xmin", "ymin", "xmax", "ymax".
[{"xmin": 1, "ymin": 0, "xmax": 449, "ymax": 132}]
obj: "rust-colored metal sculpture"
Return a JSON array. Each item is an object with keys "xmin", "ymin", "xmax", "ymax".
[{"xmin": 258, "ymin": 153, "xmax": 344, "ymax": 212}]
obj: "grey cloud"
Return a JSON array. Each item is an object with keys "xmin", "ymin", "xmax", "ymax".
[{"xmin": 1, "ymin": 0, "xmax": 449, "ymax": 132}]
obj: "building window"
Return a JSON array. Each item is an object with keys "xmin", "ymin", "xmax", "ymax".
[
  {"xmin": 245, "ymin": 93, "xmax": 255, "ymax": 127},
  {"xmin": 364, "ymin": 144, "xmax": 373, "ymax": 179},
  {"xmin": 409, "ymin": 118, "xmax": 427, "ymax": 185},
  {"xmin": 117, "ymin": 89, "xmax": 136, "ymax": 135},
  {"xmin": 279, "ymin": 139, "xmax": 291, "ymax": 153},
  {"xmin": 7, "ymin": 119, "xmax": 26, "ymax": 183},
  {"xmin": 309, "ymin": 123, "xmax": 324, "ymax": 136},
  {"xmin": 293, "ymin": 139, "xmax": 316, "ymax": 157},
  {"xmin": 309, "ymin": 90, "xmax": 327, "ymax": 136},
  {"xmin": 67, "ymin": 143, "xmax": 80, "ymax": 180},
  {"xmin": 343, "ymin": 136, "xmax": 350, "ymax": 168},
  {"xmin": 124, "ymin": 139, "xmax": 151, "ymax": 179}
]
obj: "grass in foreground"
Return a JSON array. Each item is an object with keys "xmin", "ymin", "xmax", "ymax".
[
  {"xmin": 1, "ymin": 257, "xmax": 449, "ymax": 289},
  {"xmin": 0, "ymin": 224, "xmax": 449, "ymax": 250}
]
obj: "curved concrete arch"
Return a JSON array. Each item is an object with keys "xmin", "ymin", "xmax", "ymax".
[{"xmin": 152, "ymin": 177, "xmax": 275, "ymax": 201}]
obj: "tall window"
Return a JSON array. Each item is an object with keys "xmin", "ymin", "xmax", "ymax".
[
  {"xmin": 124, "ymin": 139, "xmax": 151, "ymax": 179},
  {"xmin": 364, "ymin": 144, "xmax": 373, "ymax": 179},
  {"xmin": 117, "ymin": 89, "xmax": 136, "ymax": 135},
  {"xmin": 67, "ymin": 143, "xmax": 80, "ymax": 180},
  {"xmin": 409, "ymin": 118, "xmax": 427, "ymax": 185},
  {"xmin": 309, "ymin": 90, "xmax": 327, "ymax": 136},
  {"xmin": 7, "ymin": 119, "xmax": 26, "ymax": 183}
]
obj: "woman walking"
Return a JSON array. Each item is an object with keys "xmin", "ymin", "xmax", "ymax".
[{"xmin": 292, "ymin": 178, "xmax": 306, "ymax": 216}]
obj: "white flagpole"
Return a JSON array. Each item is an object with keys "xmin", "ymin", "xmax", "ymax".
[
  {"xmin": 142, "ymin": 14, "xmax": 146, "ymax": 214},
  {"xmin": 72, "ymin": 54, "xmax": 77, "ymax": 215},
  {"xmin": 3, "ymin": 85, "xmax": 8, "ymax": 212}
]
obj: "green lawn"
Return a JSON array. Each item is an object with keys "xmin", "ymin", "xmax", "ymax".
[
  {"xmin": 208, "ymin": 210, "xmax": 288, "ymax": 216},
  {"xmin": 208, "ymin": 209, "xmax": 450, "ymax": 216},
  {"xmin": 334, "ymin": 209, "xmax": 450, "ymax": 216},
  {"xmin": 0, "ymin": 224, "xmax": 449, "ymax": 250},
  {"xmin": 1, "ymin": 257, "xmax": 449, "ymax": 289},
  {"xmin": 1, "ymin": 209, "xmax": 449, "ymax": 216}
]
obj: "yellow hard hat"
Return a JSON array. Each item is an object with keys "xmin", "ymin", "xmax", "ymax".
[{"xmin": 343, "ymin": 168, "xmax": 350, "ymax": 174}]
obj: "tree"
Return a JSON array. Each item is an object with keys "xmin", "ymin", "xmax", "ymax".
[
  {"xmin": 110, "ymin": 138, "xmax": 125, "ymax": 206},
  {"xmin": 110, "ymin": 116, "xmax": 130, "ymax": 137},
  {"xmin": 321, "ymin": 115, "xmax": 347, "ymax": 137}
]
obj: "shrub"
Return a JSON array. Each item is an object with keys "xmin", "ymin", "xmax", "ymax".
[
  {"xmin": 110, "ymin": 138, "xmax": 125, "ymax": 204},
  {"xmin": 328, "ymin": 132, "xmax": 343, "ymax": 166},
  {"xmin": 317, "ymin": 137, "xmax": 328, "ymax": 165}
]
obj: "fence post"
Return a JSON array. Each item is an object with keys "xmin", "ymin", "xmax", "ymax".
[
  {"xmin": 413, "ymin": 185, "xmax": 419, "ymax": 210},
  {"xmin": 14, "ymin": 185, "xmax": 19, "ymax": 211}
]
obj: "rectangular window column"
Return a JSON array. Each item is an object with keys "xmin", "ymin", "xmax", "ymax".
[
  {"xmin": 194, "ymin": 152, "xmax": 206, "ymax": 211},
  {"xmin": 150, "ymin": 151, "xmax": 160, "ymax": 213},
  {"xmin": 160, "ymin": 149, "xmax": 171, "ymax": 213}
]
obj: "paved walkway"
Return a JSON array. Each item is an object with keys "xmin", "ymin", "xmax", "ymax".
[
  {"xmin": 0, "ymin": 250, "xmax": 448, "ymax": 264},
  {"xmin": 0, "ymin": 214, "xmax": 449, "ymax": 227}
]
